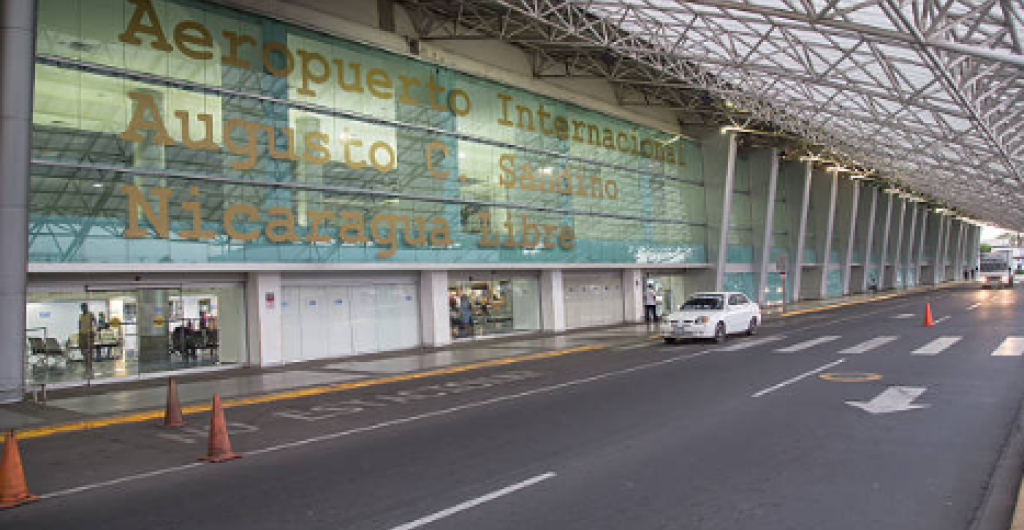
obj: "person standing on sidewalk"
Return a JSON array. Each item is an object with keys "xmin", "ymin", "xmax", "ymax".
[
  {"xmin": 644, "ymin": 283, "xmax": 658, "ymax": 324},
  {"xmin": 78, "ymin": 303, "xmax": 96, "ymax": 376}
]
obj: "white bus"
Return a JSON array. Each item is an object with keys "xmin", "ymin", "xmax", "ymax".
[{"xmin": 980, "ymin": 252, "xmax": 1014, "ymax": 288}]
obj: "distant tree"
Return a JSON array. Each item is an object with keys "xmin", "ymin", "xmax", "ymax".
[{"xmin": 980, "ymin": 243, "xmax": 993, "ymax": 253}]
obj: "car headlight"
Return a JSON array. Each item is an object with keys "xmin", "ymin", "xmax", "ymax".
[{"xmin": 694, "ymin": 316, "xmax": 709, "ymax": 324}]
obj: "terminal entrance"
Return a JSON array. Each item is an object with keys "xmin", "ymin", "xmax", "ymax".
[{"xmin": 25, "ymin": 285, "xmax": 245, "ymax": 385}]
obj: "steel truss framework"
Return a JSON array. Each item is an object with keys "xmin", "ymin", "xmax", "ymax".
[{"xmin": 399, "ymin": 0, "xmax": 1024, "ymax": 230}]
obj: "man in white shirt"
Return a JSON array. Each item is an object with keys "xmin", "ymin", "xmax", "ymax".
[{"xmin": 644, "ymin": 284, "xmax": 658, "ymax": 324}]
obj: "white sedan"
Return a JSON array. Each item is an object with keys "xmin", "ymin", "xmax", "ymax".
[{"xmin": 660, "ymin": 292, "xmax": 761, "ymax": 343}]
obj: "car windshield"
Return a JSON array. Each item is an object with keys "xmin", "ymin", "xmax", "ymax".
[
  {"xmin": 981, "ymin": 262, "xmax": 1007, "ymax": 272},
  {"xmin": 683, "ymin": 296, "xmax": 724, "ymax": 310}
]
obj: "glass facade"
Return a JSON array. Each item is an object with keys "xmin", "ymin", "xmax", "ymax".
[
  {"xmin": 26, "ymin": 286, "xmax": 244, "ymax": 384},
  {"xmin": 31, "ymin": 0, "xmax": 708, "ymax": 266},
  {"xmin": 448, "ymin": 274, "xmax": 540, "ymax": 339}
]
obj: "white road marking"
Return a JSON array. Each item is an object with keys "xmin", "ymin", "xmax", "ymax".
[
  {"xmin": 912, "ymin": 336, "xmax": 962, "ymax": 355},
  {"xmin": 846, "ymin": 386, "xmax": 929, "ymax": 414},
  {"xmin": 967, "ymin": 303, "xmax": 982, "ymax": 310},
  {"xmin": 40, "ymin": 463, "xmax": 206, "ymax": 500},
  {"xmin": 37, "ymin": 350, "xmax": 715, "ymax": 499},
  {"xmin": 617, "ymin": 343, "xmax": 652, "ymax": 351},
  {"xmin": 715, "ymin": 335, "xmax": 787, "ymax": 351},
  {"xmin": 991, "ymin": 337, "xmax": 1024, "ymax": 356},
  {"xmin": 934, "ymin": 316, "xmax": 951, "ymax": 324},
  {"xmin": 893, "ymin": 314, "xmax": 915, "ymax": 319},
  {"xmin": 775, "ymin": 336, "xmax": 842, "ymax": 353},
  {"xmin": 839, "ymin": 336, "xmax": 898, "ymax": 354},
  {"xmin": 751, "ymin": 359, "xmax": 846, "ymax": 398},
  {"xmin": 387, "ymin": 473, "xmax": 556, "ymax": 530}
]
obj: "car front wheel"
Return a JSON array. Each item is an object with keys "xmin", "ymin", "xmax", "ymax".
[
  {"xmin": 746, "ymin": 317, "xmax": 758, "ymax": 336},
  {"xmin": 713, "ymin": 322, "xmax": 726, "ymax": 343}
]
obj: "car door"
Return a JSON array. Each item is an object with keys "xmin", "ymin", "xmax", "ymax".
[{"xmin": 727, "ymin": 294, "xmax": 749, "ymax": 331}]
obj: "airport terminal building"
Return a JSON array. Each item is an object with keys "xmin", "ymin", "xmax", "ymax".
[{"xmin": 0, "ymin": 0, "xmax": 981, "ymax": 400}]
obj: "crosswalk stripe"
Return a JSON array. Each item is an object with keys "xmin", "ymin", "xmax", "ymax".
[
  {"xmin": 912, "ymin": 336, "xmax": 962, "ymax": 355},
  {"xmin": 716, "ymin": 335, "xmax": 787, "ymax": 351},
  {"xmin": 775, "ymin": 336, "xmax": 841, "ymax": 353},
  {"xmin": 839, "ymin": 336, "xmax": 898, "ymax": 354},
  {"xmin": 992, "ymin": 337, "xmax": 1024, "ymax": 356}
]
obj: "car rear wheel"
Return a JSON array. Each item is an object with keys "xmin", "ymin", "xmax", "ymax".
[
  {"xmin": 746, "ymin": 317, "xmax": 758, "ymax": 336},
  {"xmin": 713, "ymin": 322, "xmax": 726, "ymax": 343}
]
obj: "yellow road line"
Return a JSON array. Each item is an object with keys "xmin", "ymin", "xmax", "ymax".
[
  {"xmin": 14, "ymin": 345, "xmax": 602, "ymax": 441},
  {"xmin": 772, "ymin": 293, "xmax": 902, "ymax": 318}
]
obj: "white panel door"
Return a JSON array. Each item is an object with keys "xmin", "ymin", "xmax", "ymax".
[
  {"xmin": 563, "ymin": 282, "xmax": 580, "ymax": 328},
  {"xmin": 300, "ymin": 287, "xmax": 328, "ymax": 360},
  {"xmin": 376, "ymin": 285, "xmax": 401, "ymax": 352},
  {"xmin": 395, "ymin": 284, "xmax": 420, "ymax": 349},
  {"xmin": 327, "ymin": 287, "xmax": 354, "ymax": 357},
  {"xmin": 281, "ymin": 287, "xmax": 303, "ymax": 363},
  {"xmin": 351, "ymin": 285, "xmax": 378, "ymax": 354}
]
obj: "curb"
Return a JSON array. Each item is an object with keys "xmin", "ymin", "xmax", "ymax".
[{"xmin": 7, "ymin": 345, "xmax": 601, "ymax": 442}]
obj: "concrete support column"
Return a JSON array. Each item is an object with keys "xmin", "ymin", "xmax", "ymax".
[
  {"xmin": 953, "ymin": 221, "xmax": 966, "ymax": 280},
  {"xmin": 840, "ymin": 181, "xmax": 861, "ymax": 295},
  {"xmin": 904, "ymin": 203, "xmax": 918, "ymax": 287},
  {"xmin": 715, "ymin": 135, "xmax": 738, "ymax": 291},
  {"xmin": 887, "ymin": 198, "xmax": 906, "ymax": 289},
  {"xmin": 876, "ymin": 193, "xmax": 894, "ymax": 289},
  {"xmin": 941, "ymin": 215, "xmax": 953, "ymax": 282},
  {"xmin": 915, "ymin": 207, "xmax": 929, "ymax": 282},
  {"xmin": 817, "ymin": 171, "xmax": 839, "ymax": 297},
  {"xmin": 693, "ymin": 132, "xmax": 737, "ymax": 293},
  {"xmin": 419, "ymin": 270, "xmax": 451, "ymax": 348},
  {"xmin": 932, "ymin": 214, "xmax": 948, "ymax": 284},
  {"xmin": 622, "ymin": 269, "xmax": 644, "ymax": 324},
  {"xmin": 754, "ymin": 149, "xmax": 779, "ymax": 304},
  {"xmin": 860, "ymin": 187, "xmax": 879, "ymax": 292},
  {"xmin": 0, "ymin": 0, "xmax": 37, "ymax": 402},
  {"xmin": 246, "ymin": 272, "xmax": 282, "ymax": 366},
  {"xmin": 541, "ymin": 270, "xmax": 566, "ymax": 332},
  {"xmin": 791, "ymin": 161, "xmax": 813, "ymax": 302}
]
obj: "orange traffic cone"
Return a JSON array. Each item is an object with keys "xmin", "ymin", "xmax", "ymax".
[
  {"xmin": 162, "ymin": 378, "xmax": 185, "ymax": 428},
  {"xmin": 923, "ymin": 303, "xmax": 935, "ymax": 327},
  {"xmin": 0, "ymin": 430, "xmax": 38, "ymax": 509},
  {"xmin": 199, "ymin": 394, "xmax": 241, "ymax": 463}
]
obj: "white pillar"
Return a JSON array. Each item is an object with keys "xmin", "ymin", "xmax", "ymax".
[
  {"xmin": 860, "ymin": 187, "xmax": 879, "ymax": 292},
  {"xmin": 622, "ymin": 269, "xmax": 644, "ymax": 324},
  {"xmin": 0, "ymin": 0, "xmax": 37, "ymax": 402},
  {"xmin": 818, "ymin": 171, "xmax": 839, "ymax": 297},
  {"xmin": 933, "ymin": 214, "xmax": 948, "ymax": 284},
  {"xmin": 756, "ymin": 149, "xmax": 780, "ymax": 304},
  {"xmin": 888, "ymin": 198, "xmax": 906, "ymax": 288},
  {"xmin": 246, "ymin": 272, "xmax": 282, "ymax": 366},
  {"xmin": 541, "ymin": 270, "xmax": 566, "ymax": 332},
  {"xmin": 841, "ymin": 181, "xmax": 861, "ymax": 295},
  {"xmin": 915, "ymin": 206, "xmax": 929, "ymax": 281},
  {"xmin": 714, "ymin": 134, "xmax": 738, "ymax": 291},
  {"xmin": 876, "ymin": 193, "xmax": 894, "ymax": 289},
  {"xmin": 904, "ymin": 202, "xmax": 918, "ymax": 286},
  {"xmin": 791, "ymin": 161, "xmax": 813, "ymax": 302},
  {"xmin": 419, "ymin": 270, "xmax": 451, "ymax": 347}
]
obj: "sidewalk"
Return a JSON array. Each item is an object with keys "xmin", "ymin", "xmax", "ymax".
[{"xmin": 0, "ymin": 283, "xmax": 961, "ymax": 435}]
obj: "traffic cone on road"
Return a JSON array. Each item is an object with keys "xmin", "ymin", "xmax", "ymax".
[
  {"xmin": 162, "ymin": 378, "xmax": 185, "ymax": 428},
  {"xmin": 923, "ymin": 303, "xmax": 935, "ymax": 327},
  {"xmin": 199, "ymin": 393, "xmax": 241, "ymax": 463},
  {"xmin": 0, "ymin": 430, "xmax": 38, "ymax": 509}
]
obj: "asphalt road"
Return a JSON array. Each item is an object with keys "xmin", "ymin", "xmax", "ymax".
[{"xmin": 3, "ymin": 285, "xmax": 1024, "ymax": 530}]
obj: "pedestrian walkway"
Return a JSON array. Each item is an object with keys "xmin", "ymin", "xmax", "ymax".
[{"xmin": 0, "ymin": 281, "xmax": 970, "ymax": 434}]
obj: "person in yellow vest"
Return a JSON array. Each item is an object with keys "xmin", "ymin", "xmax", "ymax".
[{"xmin": 78, "ymin": 303, "xmax": 96, "ymax": 376}]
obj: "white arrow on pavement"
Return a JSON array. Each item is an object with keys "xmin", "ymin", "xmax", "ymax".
[{"xmin": 846, "ymin": 386, "xmax": 930, "ymax": 415}]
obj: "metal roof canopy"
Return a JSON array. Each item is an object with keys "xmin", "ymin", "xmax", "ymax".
[{"xmin": 399, "ymin": 0, "xmax": 1024, "ymax": 230}]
